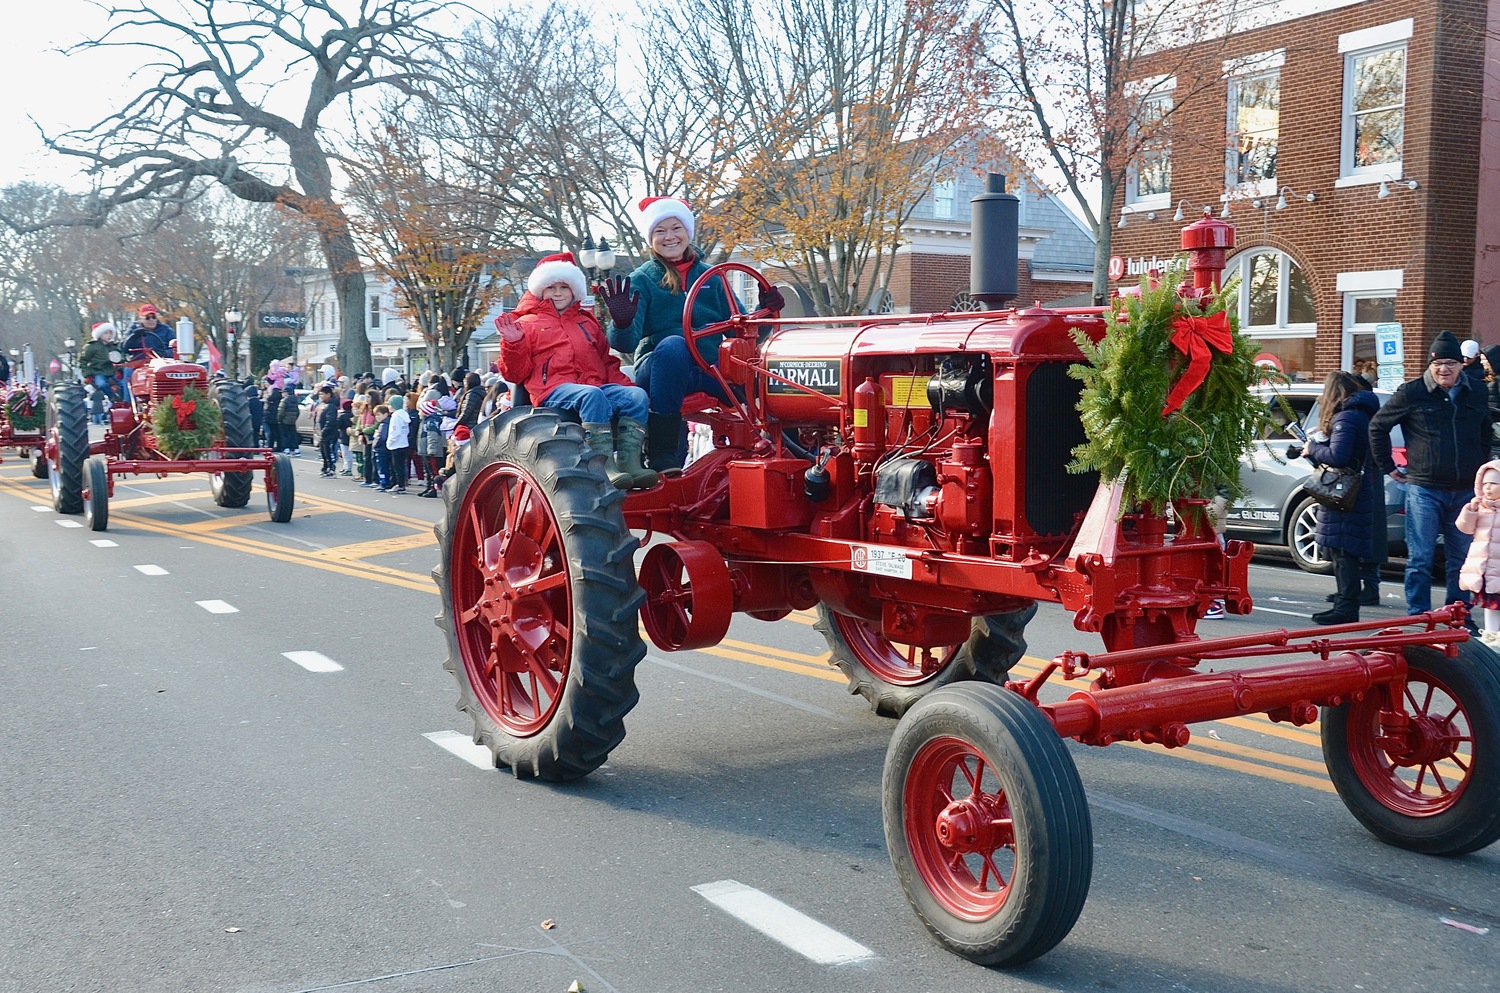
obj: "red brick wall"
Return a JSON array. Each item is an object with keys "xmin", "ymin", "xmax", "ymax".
[{"xmin": 1109, "ymin": 0, "xmax": 1486, "ymax": 376}]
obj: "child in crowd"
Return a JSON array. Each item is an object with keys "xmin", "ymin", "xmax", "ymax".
[
  {"xmin": 496, "ymin": 251, "xmax": 658, "ymax": 489},
  {"xmin": 385, "ymin": 395, "xmax": 411, "ymax": 494},
  {"xmin": 1458, "ymin": 459, "xmax": 1500, "ymax": 644},
  {"xmin": 372, "ymin": 404, "xmax": 392, "ymax": 491},
  {"xmin": 357, "ymin": 397, "xmax": 379, "ymax": 486},
  {"xmin": 336, "ymin": 399, "xmax": 354, "ymax": 475}
]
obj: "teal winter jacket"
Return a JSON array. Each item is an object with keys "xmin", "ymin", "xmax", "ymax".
[{"xmin": 606, "ymin": 254, "xmax": 742, "ymax": 367}]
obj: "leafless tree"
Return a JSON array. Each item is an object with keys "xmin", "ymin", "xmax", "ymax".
[
  {"xmin": 980, "ymin": 0, "xmax": 1239, "ymax": 301},
  {"xmin": 107, "ymin": 193, "xmax": 320, "ymax": 377},
  {"xmin": 0, "ymin": 184, "xmax": 127, "ymax": 362},
  {"xmin": 649, "ymin": 0, "xmax": 993, "ymax": 316},
  {"xmin": 344, "ymin": 119, "xmax": 511, "ymax": 373},
  {"xmin": 24, "ymin": 0, "xmax": 450, "ymax": 375}
]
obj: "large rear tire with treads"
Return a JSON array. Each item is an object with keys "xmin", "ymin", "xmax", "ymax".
[{"xmin": 433, "ymin": 409, "xmax": 645, "ymax": 781}]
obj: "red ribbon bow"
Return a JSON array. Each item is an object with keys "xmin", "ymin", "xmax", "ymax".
[
  {"xmin": 172, "ymin": 395, "xmax": 197, "ymax": 430},
  {"xmin": 1161, "ymin": 311, "xmax": 1233, "ymax": 416}
]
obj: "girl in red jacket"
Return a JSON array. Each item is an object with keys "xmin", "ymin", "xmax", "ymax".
[{"xmin": 496, "ymin": 252, "xmax": 658, "ymax": 489}]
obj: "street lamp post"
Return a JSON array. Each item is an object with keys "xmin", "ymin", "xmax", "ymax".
[
  {"xmin": 64, "ymin": 337, "xmax": 77, "ymax": 380},
  {"xmin": 224, "ymin": 308, "xmax": 243, "ymax": 377},
  {"xmin": 578, "ymin": 234, "xmax": 617, "ymax": 323}
]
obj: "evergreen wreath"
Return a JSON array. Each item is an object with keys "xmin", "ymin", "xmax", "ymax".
[
  {"xmin": 151, "ymin": 385, "xmax": 222, "ymax": 458},
  {"xmin": 3, "ymin": 385, "xmax": 45, "ymax": 432},
  {"xmin": 1068, "ymin": 261, "xmax": 1268, "ymax": 512}
]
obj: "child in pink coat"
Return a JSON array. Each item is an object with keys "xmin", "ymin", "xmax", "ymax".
[{"xmin": 1456, "ymin": 458, "xmax": 1500, "ymax": 643}]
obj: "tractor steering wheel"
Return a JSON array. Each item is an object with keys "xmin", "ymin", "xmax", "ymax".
[{"xmin": 680, "ymin": 262, "xmax": 780, "ymax": 378}]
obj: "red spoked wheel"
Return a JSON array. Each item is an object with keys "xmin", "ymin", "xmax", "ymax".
[
  {"xmin": 884, "ymin": 684, "xmax": 1091, "ymax": 966},
  {"xmin": 639, "ymin": 540, "xmax": 733, "ymax": 651},
  {"xmin": 1322, "ymin": 640, "xmax": 1500, "ymax": 854},
  {"xmin": 815, "ymin": 605, "xmax": 966, "ymax": 717},
  {"xmin": 434, "ymin": 409, "xmax": 646, "ymax": 781},
  {"xmin": 681, "ymin": 262, "xmax": 779, "ymax": 379}
]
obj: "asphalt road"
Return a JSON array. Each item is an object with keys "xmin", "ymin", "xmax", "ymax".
[{"xmin": 1, "ymin": 453, "xmax": 1496, "ymax": 993}]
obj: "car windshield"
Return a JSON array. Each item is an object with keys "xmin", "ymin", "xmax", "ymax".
[{"xmin": 1258, "ymin": 393, "xmax": 1315, "ymax": 441}]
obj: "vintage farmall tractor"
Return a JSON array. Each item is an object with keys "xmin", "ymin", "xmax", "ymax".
[
  {"xmin": 1, "ymin": 379, "xmax": 49, "ymax": 478},
  {"xmin": 434, "ymin": 177, "xmax": 1500, "ymax": 966},
  {"xmin": 47, "ymin": 332, "xmax": 294, "ymax": 531}
]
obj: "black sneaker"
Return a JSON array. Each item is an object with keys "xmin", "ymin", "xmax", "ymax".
[{"xmin": 1312, "ymin": 608, "xmax": 1358, "ymax": 626}]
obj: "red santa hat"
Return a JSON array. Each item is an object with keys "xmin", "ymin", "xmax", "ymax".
[
  {"xmin": 527, "ymin": 252, "xmax": 588, "ymax": 301},
  {"xmin": 92, "ymin": 322, "xmax": 116, "ymax": 341},
  {"xmin": 636, "ymin": 196, "xmax": 695, "ymax": 243},
  {"xmin": 453, "ymin": 424, "xmax": 472, "ymax": 444}
]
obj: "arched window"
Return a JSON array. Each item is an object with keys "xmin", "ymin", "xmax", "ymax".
[{"xmin": 1226, "ymin": 248, "xmax": 1318, "ymax": 382}]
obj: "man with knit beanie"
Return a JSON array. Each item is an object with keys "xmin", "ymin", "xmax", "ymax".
[
  {"xmin": 1370, "ymin": 329, "xmax": 1493, "ymax": 620},
  {"xmin": 495, "ymin": 252, "xmax": 658, "ymax": 490}
]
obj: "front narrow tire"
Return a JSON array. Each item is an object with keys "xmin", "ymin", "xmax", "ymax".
[
  {"xmin": 884, "ymin": 684, "xmax": 1092, "ymax": 966},
  {"xmin": 83, "ymin": 457, "xmax": 109, "ymax": 532}
]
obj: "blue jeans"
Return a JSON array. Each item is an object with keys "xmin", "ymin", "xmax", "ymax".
[
  {"xmin": 543, "ymin": 382, "xmax": 649, "ymax": 423},
  {"xmin": 635, "ymin": 335, "xmax": 729, "ymax": 413},
  {"xmin": 1403, "ymin": 483, "xmax": 1474, "ymax": 614}
]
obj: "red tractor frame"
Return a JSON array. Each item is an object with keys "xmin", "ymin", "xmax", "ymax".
[
  {"xmin": 47, "ymin": 357, "xmax": 294, "ymax": 532},
  {"xmin": 434, "ymin": 191, "xmax": 1499, "ymax": 966},
  {"xmin": 1, "ymin": 381, "xmax": 50, "ymax": 479}
]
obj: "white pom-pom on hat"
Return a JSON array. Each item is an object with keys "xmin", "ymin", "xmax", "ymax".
[
  {"xmin": 636, "ymin": 196, "xmax": 695, "ymax": 243},
  {"xmin": 527, "ymin": 251, "xmax": 588, "ymax": 302}
]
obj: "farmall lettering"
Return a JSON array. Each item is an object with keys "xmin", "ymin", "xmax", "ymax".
[{"xmin": 765, "ymin": 358, "xmax": 841, "ymax": 394}]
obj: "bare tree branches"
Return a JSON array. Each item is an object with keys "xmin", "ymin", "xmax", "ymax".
[
  {"xmin": 344, "ymin": 120, "xmax": 510, "ymax": 372},
  {"xmin": 981, "ymin": 0, "xmax": 1240, "ymax": 299},
  {"xmin": 30, "ymin": 0, "xmax": 452, "ymax": 374},
  {"xmin": 653, "ymin": 0, "xmax": 992, "ymax": 316}
]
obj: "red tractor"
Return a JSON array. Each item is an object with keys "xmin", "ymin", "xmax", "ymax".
[
  {"xmin": 47, "ymin": 350, "xmax": 293, "ymax": 531},
  {"xmin": 1, "ymin": 380, "xmax": 49, "ymax": 478},
  {"xmin": 434, "ymin": 177, "xmax": 1499, "ymax": 966}
]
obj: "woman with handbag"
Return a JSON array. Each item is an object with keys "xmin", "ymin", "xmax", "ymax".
[{"xmin": 1293, "ymin": 371, "xmax": 1383, "ymax": 624}]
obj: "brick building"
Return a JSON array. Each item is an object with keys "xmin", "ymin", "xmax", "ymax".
[{"xmin": 1109, "ymin": 0, "xmax": 1493, "ymax": 385}]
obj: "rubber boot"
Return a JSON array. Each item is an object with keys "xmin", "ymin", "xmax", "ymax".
[
  {"xmin": 646, "ymin": 411, "xmax": 684, "ymax": 472},
  {"xmin": 613, "ymin": 417, "xmax": 660, "ymax": 489},
  {"xmin": 583, "ymin": 423, "xmax": 632, "ymax": 489}
]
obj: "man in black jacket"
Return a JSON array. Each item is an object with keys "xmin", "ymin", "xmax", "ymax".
[{"xmin": 1369, "ymin": 330, "xmax": 1492, "ymax": 618}]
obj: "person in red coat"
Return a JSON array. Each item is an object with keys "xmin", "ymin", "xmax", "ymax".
[{"xmin": 496, "ymin": 252, "xmax": 658, "ymax": 489}]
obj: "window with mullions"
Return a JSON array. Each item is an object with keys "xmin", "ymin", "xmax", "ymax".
[
  {"xmin": 1231, "ymin": 249, "xmax": 1315, "ymax": 334},
  {"xmin": 1343, "ymin": 44, "xmax": 1406, "ymax": 176},
  {"xmin": 1227, "ymin": 70, "xmax": 1279, "ymax": 187},
  {"xmin": 1126, "ymin": 89, "xmax": 1172, "ymax": 205},
  {"xmin": 933, "ymin": 178, "xmax": 955, "ymax": 219}
]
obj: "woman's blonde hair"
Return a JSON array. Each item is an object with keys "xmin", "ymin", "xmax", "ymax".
[{"xmin": 652, "ymin": 247, "xmax": 696, "ymax": 293}]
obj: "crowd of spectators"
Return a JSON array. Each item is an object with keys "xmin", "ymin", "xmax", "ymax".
[{"xmin": 240, "ymin": 363, "xmax": 509, "ymax": 497}]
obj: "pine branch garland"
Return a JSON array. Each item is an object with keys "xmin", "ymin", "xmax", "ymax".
[
  {"xmin": 1068, "ymin": 262, "xmax": 1268, "ymax": 511},
  {"xmin": 151, "ymin": 385, "xmax": 222, "ymax": 458},
  {"xmin": 3, "ymin": 386, "xmax": 45, "ymax": 432}
]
